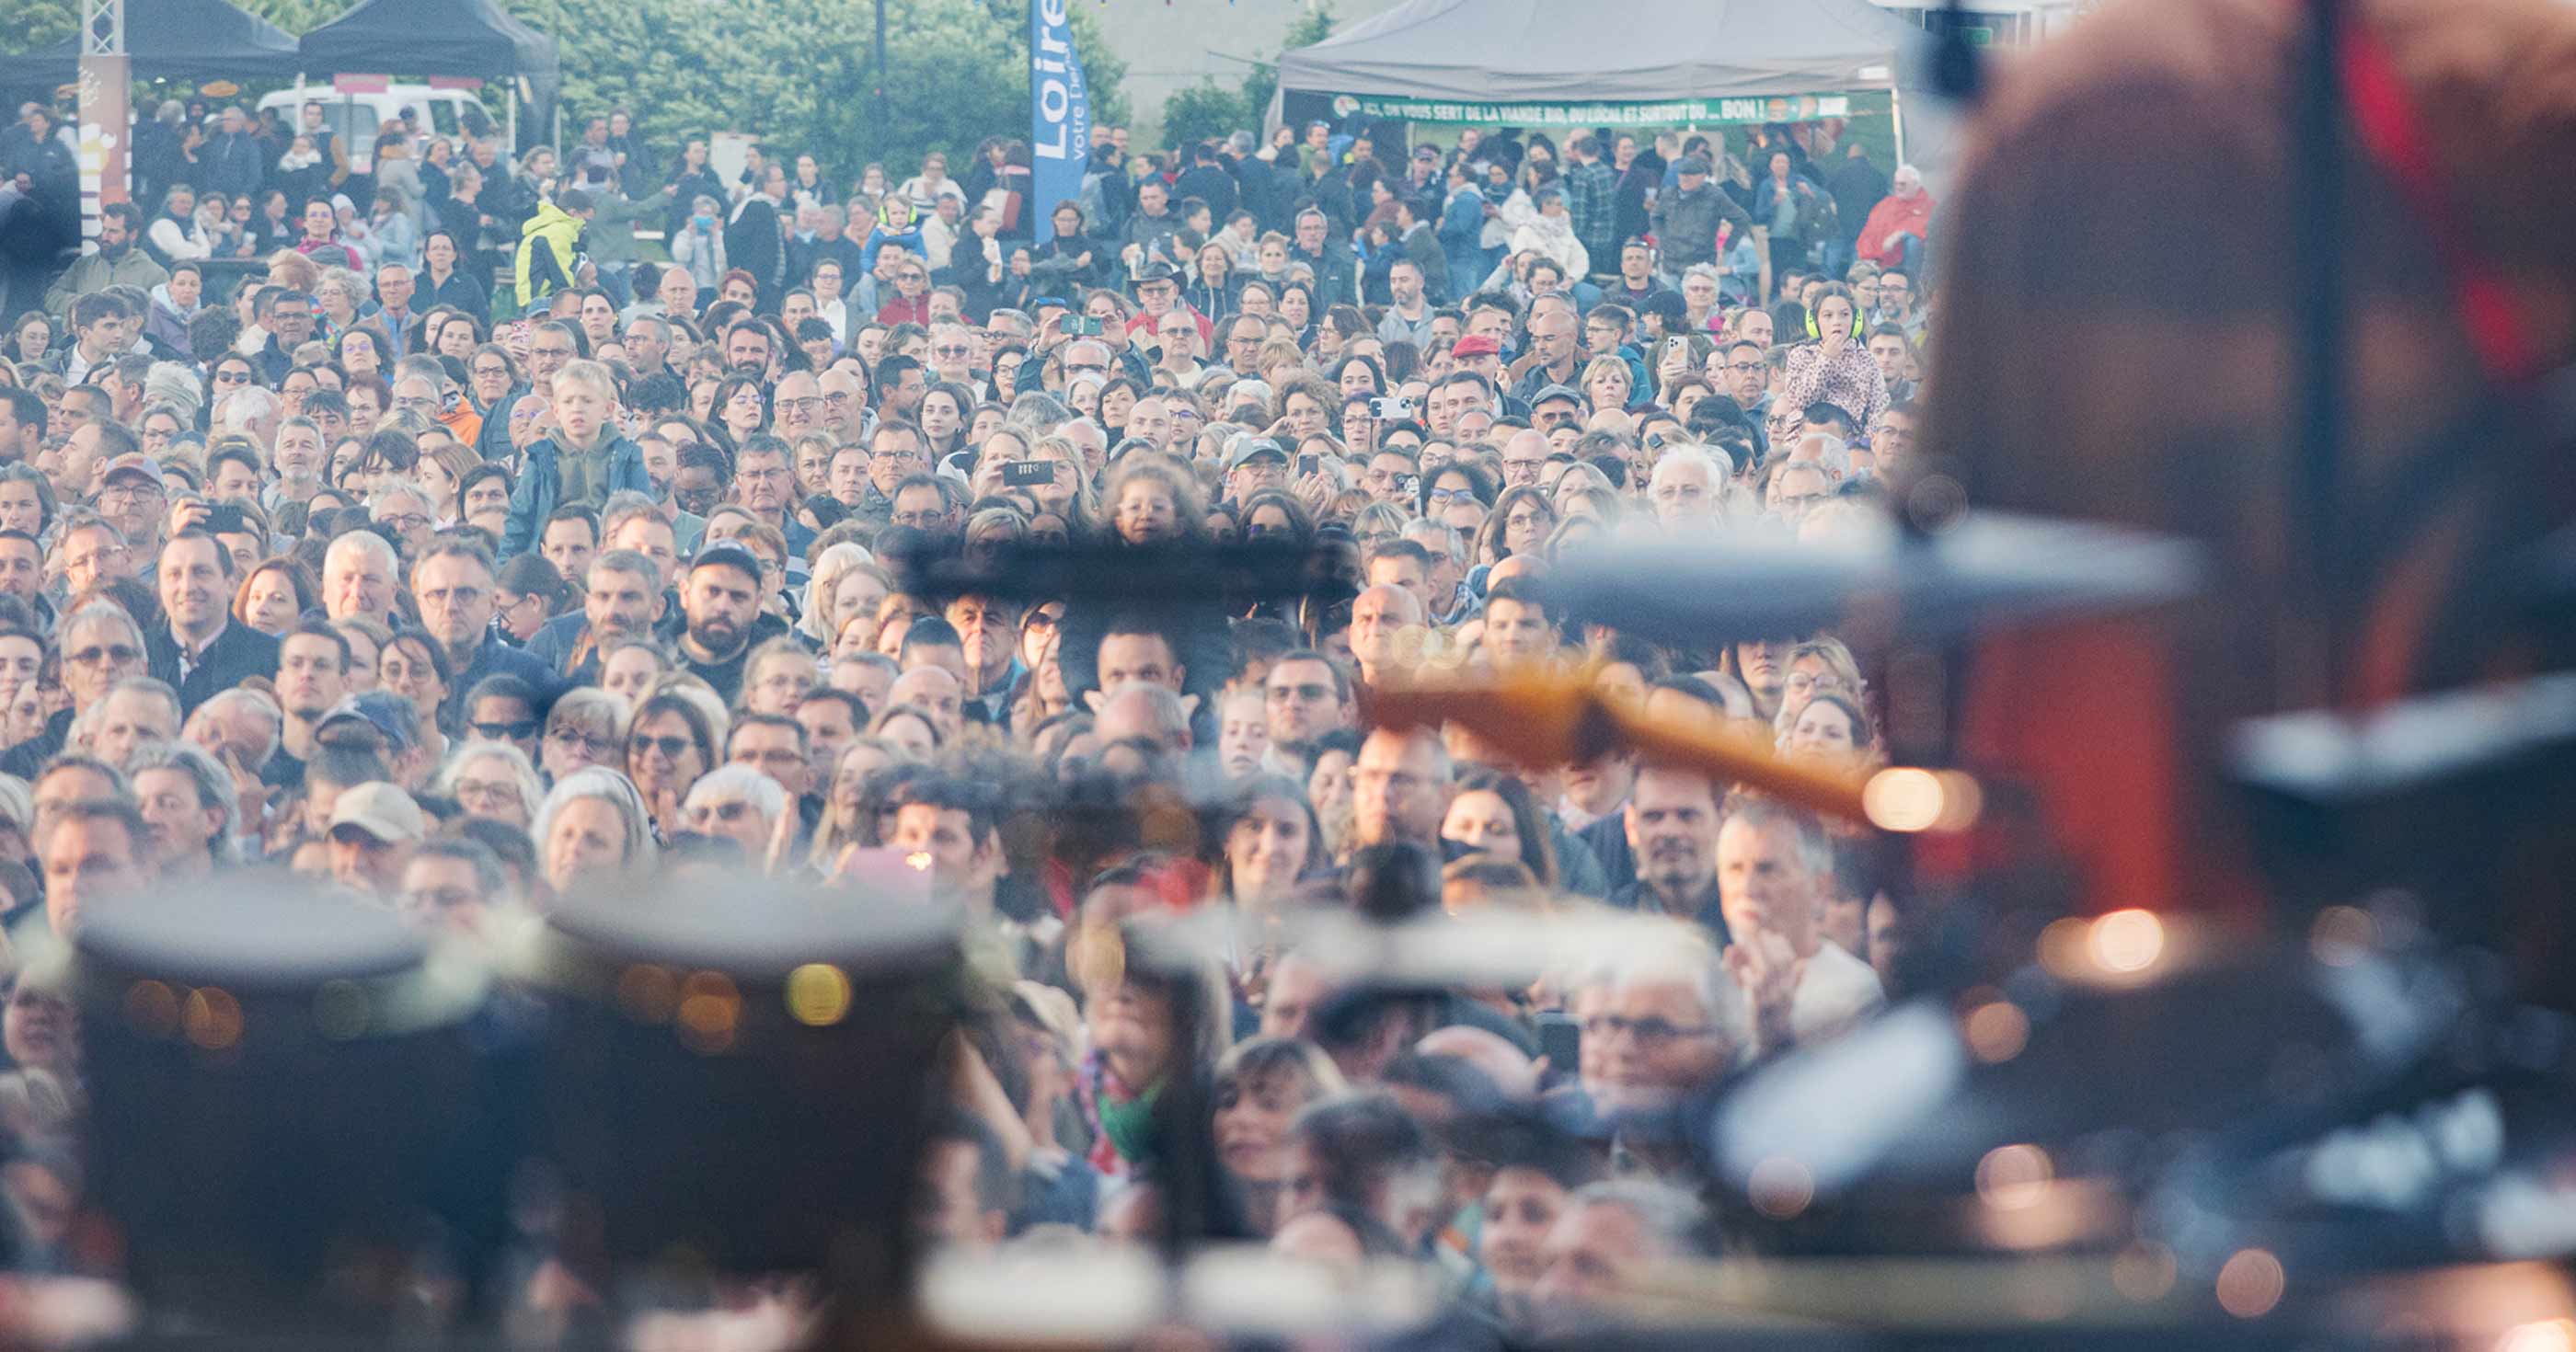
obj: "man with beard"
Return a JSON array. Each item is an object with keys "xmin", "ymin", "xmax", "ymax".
[
  {"xmin": 46, "ymin": 202, "xmax": 166, "ymax": 318},
  {"xmin": 1612, "ymin": 766, "xmax": 1728, "ymax": 938},
  {"xmin": 145, "ymin": 530, "xmax": 277, "ymax": 717},
  {"xmin": 526, "ymin": 550, "xmax": 666, "ymax": 683},
  {"xmin": 675, "ymin": 542, "xmax": 765, "ymax": 703}
]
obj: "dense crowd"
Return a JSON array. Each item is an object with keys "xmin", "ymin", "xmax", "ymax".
[{"xmin": 0, "ymin": 97, "xmax": 1938, "ymax": 1333}]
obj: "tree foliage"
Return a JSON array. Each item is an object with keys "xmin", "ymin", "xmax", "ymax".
[
  {"xmin": 500, "ymin": 0, "xmax": 1128, "ymax": 184},
  {"xmin": 1157, "ymin": 3, "xmax": 1332, "ymax": 151},
  {"xmin": 1159, "ymin": 80, "xmax": 1246, "ymax": 152},
  {"xmin": 6, "ymin": 0, "xmax": 1131, "ymax": 186},
  {"xmin": 0, "ymin": 0, "xmax": 76, "ymax": 54}
]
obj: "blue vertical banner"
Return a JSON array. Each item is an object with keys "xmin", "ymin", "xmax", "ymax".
[{"xmin": 1030, "ymin": 0, "xmax": 1089, "ymax": 245}]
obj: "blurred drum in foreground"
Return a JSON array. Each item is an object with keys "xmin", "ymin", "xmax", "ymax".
[
  {"xmin": 498, "ymin": 871, "xmax": 965, "ymax": 1312},
  {"xmin": 40, "ymin": 881, "xmax": 488, "ymax": 1329}
]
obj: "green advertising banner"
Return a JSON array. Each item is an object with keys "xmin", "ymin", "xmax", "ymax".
[{"xmin": 1328, "ymin": 88, "xmax": 1891, "ymax": 129}]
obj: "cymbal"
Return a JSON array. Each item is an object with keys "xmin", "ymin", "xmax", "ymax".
[
  {"xmin": 1708, "ymin": 924, "xmax": 2442, "ymax": 1256},
  {"xmin": 1549, "ymin": 511, "xmax": 2202, "ymax": 644}
]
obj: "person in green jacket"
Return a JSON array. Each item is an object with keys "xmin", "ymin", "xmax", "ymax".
[{"xmin": 514, "ymin": 189, "xmax": 593, "ymax": 311}]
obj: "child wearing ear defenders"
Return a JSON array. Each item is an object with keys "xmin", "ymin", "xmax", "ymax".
[{"xmin": 861, "ymin": 196, "xmax": 927, "ymax": 274}]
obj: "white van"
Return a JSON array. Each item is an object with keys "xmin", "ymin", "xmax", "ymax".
[{"xmin": 255, "ymin": 85, "xmax": 498, "ymax": 173}]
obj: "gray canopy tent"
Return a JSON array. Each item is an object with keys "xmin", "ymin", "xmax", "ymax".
[{"xmin": 1271, "ymin": 0, "xmax": 1931, "ymax": 156}]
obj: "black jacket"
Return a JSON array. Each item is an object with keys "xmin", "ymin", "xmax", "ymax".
[
  {"xmin": 1173, "ymin": 164, "xmax": 1239, "ymax": 221},
  {"xmin": 1606, "ymin": 875, "xmax": 1731, "ymax": 945},
  {"xmin": 147, "ymin": 620, "xmax": 281, "ymax": 717}
]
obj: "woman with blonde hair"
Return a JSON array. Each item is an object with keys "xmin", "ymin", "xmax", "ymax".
[
  {"xmin": 797, "ymin": 542, "xmax": 878, "ymax": 648},
  {"xmin": 534, "ymin": 766, "xmax": 658, "ymax": 898},
  {"xmin": 541, "ymin": 685, "xmax": 629, "ymax": 785},
  {"xmin": 414, "ymin": 441, "xmax": 482, "ymax": 528}
]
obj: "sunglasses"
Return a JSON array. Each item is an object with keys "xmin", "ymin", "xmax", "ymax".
[
  {"xmin": 470, "ymin": 719, "xmax": 539, "ymax": 741},
  {"xmin": 630, "ymin": 734, "xmax": 696, "ymax": 760}
]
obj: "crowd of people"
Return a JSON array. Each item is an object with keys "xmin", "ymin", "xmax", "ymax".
[{"xmin": 0, "ymin": 95, "xmax": 1939, "ymax": 1334}]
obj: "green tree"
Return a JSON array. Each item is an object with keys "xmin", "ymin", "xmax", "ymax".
[
  {"xmin": 511, "ymin": 0, "xmax": 1127, "ymax": 189},
  {"xmin": 0, "ymin": 0, "xmax": 75, "ymax": 54},
  {"xmin": 1159, "ymin": 80, "xmax": 1245, "ymax": 152}
]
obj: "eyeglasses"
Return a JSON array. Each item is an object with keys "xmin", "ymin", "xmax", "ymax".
[
  {"xmin": 469, "ymin": 719, "xmax": 538, "ymax": 741},
  {"xmin": 1581, "ymin": 1014, "xmax": 1716, "ymax": 1046},
  {"xmin": 546, "ymin": 727, "xmax": 615, "ymax": 755},
  {"xmin": 775, "ymin": 396, "xmax": 823, "ymax": 414},
  {"xmin": 67, "ymin": 644, "xmax": 144, "ymax": 667},
  {"xmin": 630, "ymin": 733, "xmax": 696, "ymax": 760},
  {"xmin": 455, "ymin": 778, "xmax": 523, "ymax": 803},
  {"xmin": 213, "ymin": 369, "xmax": 251, "ymax": 384},
  {"xmin": 100, "ymin": 484, "xmax": 164, "ymax": 504},
  {"xmin": 379, "ymin": 513, "xmax": 431, "ymax": 533},
  {"xmin": 1724, "ymin": 361, "xmax": 1765, "ymax": 375},
  {"xmin": 931, "ymin": 345, "xmax": 971, "ymax": 358},
  {"xmin": 1022, "ymin": 611, "xmax": 1060, "ymax": 630}
]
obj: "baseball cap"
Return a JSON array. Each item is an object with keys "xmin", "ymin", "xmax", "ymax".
[
  {"xmin": 1676, "ymin": 155, "xmax": 1711, "ymax": 177},
  {"xmin": 1450, "ymin": 334, "xmax": 1502, "ymax": 359},
  {"xmin": 689, "ymin": 540, "xmax": 764, "ymax": 582},
  {"xmin": 1225, "ymin": 437, "xmax": 1289, "ymax": 473},
  {"xmin": 101, "ymin": 453, "xmax": 165, "ymax": 489},
  {"xmin": 1531, "ymin": 384, "xmax": 1585, "ymax": 407},
  {"xmin": 316, "ymin": 691, "xmax": 418, "ymax": 755},
  {"xmin": 328, "ymin": 782, "xmax": 427, "ymax": 845}
]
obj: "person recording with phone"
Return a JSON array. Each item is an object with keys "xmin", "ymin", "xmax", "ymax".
[{"xmin": 669, "ymin": 193, "xmax": 729, "ymax": 306}]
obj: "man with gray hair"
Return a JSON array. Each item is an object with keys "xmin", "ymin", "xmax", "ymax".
[
  {"xmin": 216, "ymin": 383, "xmax": 281, "ymax": 451},
  {"xmin": 682, "ymin": 762, "xmax": 790, "ymax": 856},
  {"xmin": 83, "ymin": 675, "xmax": 181, "ymax": 772},
  {"xmin": 1787, "ymin": 430, "xmax": 1852, "ymax": 482},
  {"xmin": 1579, "ymin": 925, "xmax": 1748, "ymax": 1123},
  {"xmin": 1717, "ymin": 795, "xmax": 1883, "ymax": 1049},
  {"xmin": 182, "ymin": 687, "xmax": 282, "ymax": 782},
  {"xmin": 1530, "ymin": 1178, "xmax": 1708, "ymax": 1333},
  {"xmin": 322, "ymin": 528, "xmax": 401, "ymax": 625},
  {"xmin": 1089, "ymin": 681, "xmax": 1192, "ymax": 753},
  {"xmin": 5, "ymin": 602, "xmax": 145, "ymax": 777},
  {"xmin": 127, "ymin": 739, "xmax": 235, "ymax": 877},
  {"xmin": 1647, "ymin": 445, "xmax": 1727, "ymax": 528}
]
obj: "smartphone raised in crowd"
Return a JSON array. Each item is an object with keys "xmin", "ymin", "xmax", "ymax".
[
  {"xmin": 1297, "ymin": 453, "xmax": 1319, "ymax": 475},
  {"xmin": 1064, "ymin": 315, "xmax": 1105, "ymax": 337},
  {"xmin": 201, "ymin": 504, "xmax": 247, "ymax": 534},
  {"xmin": 1370, "ymin": 395, "xmax": 1414, "ymax": 420},
  {"xmin": 1000, "ymin": 461, "xmax": 1054, "ymax": 487}
]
